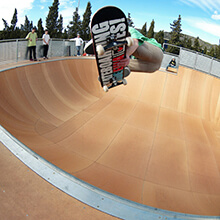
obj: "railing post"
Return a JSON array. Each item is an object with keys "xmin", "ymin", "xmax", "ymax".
[
  {"xmin": 16, "ymin": 39, "xmax": 19, "ymax": 63},
  {"xmin": 50, "ymin": 39, "xmax": 53, "ymax": 58}
]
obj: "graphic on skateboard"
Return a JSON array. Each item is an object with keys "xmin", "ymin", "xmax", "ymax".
[{"xmin": 90, "ymin": 6, "xmax": 133, "ymax": 92}]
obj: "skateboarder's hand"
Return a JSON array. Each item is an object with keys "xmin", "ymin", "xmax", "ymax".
[{"xmin": 117, "ymin": 55, "xmax": 130, "ymax": 67}]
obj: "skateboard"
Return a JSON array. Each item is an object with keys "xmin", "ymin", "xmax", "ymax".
[{"xmin": 90, "ymin": 6, "xmax": 133, "ymax": 92}]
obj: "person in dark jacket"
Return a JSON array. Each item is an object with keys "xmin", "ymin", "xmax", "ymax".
[{"xmin": 166, "ymin": 58, "xmax": 176, "ymax": 70}]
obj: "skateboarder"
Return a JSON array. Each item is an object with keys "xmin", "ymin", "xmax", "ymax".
[
  {"xmin": 117, "ymin": 27, "xmax": 164, "ymax": 73},
  {"xmin": 85, "ymin": 27, "xmax": 163, "ymax": 74}
]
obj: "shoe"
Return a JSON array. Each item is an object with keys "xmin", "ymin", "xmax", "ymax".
[
  {"xmin": 124, "ymin": 66, "xmax": 131, "ymax": 78},
  {"xmin": 34, "ymin": 59, "xmax": 38, "ymax": 61},
  {"xmin": 30, "ymin": 59, "xmax": 33, "ymax": 61}
]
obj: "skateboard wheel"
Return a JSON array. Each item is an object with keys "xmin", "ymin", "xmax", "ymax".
[
  {"xmin": 97, "ymin": 45, "xmax": 105, "ymax": 55},
  {"xmin": 126, "ymin": 37, "xmax": 134, "ymax": 47},
  {"xmin": 103, "ymin": 85, "xmax": 109, "ymax": 92},
  {"xmin": 122, "ymin": 79, "xmax": 127, "ymax": 85}
]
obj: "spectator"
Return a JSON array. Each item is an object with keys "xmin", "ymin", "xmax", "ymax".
[
  {"xmin": 166, "ymin": 58, "xmax": 176, "ymax": 71},
  {"xmin": 42, "ymin": 30, "xmax": 50, "ymax": 59},
  {"xmin": 26, "ymin": 28, "xmax": 38, "ymax": 61},
  {"xmin": 70, "ymin": 34, "xmax": 83, "ymax": 56}
]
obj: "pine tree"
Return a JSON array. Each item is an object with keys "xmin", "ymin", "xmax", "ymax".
[
  {"xmin": 1, "ymin": 19, "xmax": 10, "ymax": 38},
  {"xmin": 46, "ymin": 0, "xmax": 59, "ymax": 37},
  {"xmin": 68, "ymin": 7, "xmax": 81, "ymax": 38},
  {"xmin": 155, "ymin": 30, "xmax": 164, "ymax": 45},
  {"xmin": 37, "ymin": 18, "xmax": 44, "ymax": 38},
  {"xmin": 186, "ymin": 38, "xmax": 192, "ymax": 50},
  {"xmin": 140, "ymin": 22, "xmax": 147, "ymax": 37},
  {"xmin": 208, "ymin": 47, "xmax": 215, "ymax": 57},
  {"xmin": 2, "ymin": 19, "xmax": 9, "ymax": 31},
  {"xmin": 167, "ymin": 15, "xmax": 182, "ymax": 54},
  {"xmin": 127, "ymin": 13, "xmax": 134, "ymax": 27},
  {"xmin": 10, "ymin": 8, "xmax": 18, "ymax": 31},
  {"xmin": 216, "ymin": 45, "xmax": 220, "ymax": 59},
  {"xmin": 57, "ymin": 15, "xmax": 63, "ymax": 38},
  {"xmin": 193, "ymin": 37, "xmax": 201, "ymax": 52},
  {"xmin": 204, "ymin": 46, "xmax": 207, "ymax": 55},
  {"xmin": 147, "ymin": 19, "xmax": 154, "ymax": 38},
  {"xmin": 81, "ymin": 2, "xmax": 92, "ymax": 40}
]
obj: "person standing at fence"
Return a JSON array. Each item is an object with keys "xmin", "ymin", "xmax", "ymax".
[
  {"xmin": 70, "ymin": 34, "xmax": 83, "ymax": 56},
  {"xmin": 42, "ymin": 30, "xmax": 50, "ymax": 59},
  {"xmin": 26, "ymin": 28, "xmax": 38, "ymax": 61}
]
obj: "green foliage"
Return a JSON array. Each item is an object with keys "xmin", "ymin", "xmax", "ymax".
[
  {"xmin": 147, "ymin": 20, "xmax": 154, "ymax": 38},
  {"xmin": 10, "ymin": 9, "xmax": 18, "ymax": 31},
  {"xmin": 81, "ymin": 2, "xmax": 92, "ymax": 40},
  {"xmin": 155, "ymin": 30, "xmax": 164, "ymax": 45},
  {"xmin": 193, "ymin": 37, "xmax": 201, "ymax": 52},
  {"xmin": 127, "ymin": 13, "xmax": 134, "ymax": 27},
  {"xmin": 68, "ymin": 7, "xmax": 82, "ymax": 38},
  {"xmin": 57, "ymin": 15, "xmax": 63, "ymax": 38},
  {"xmin": 140, "ymin": 22, "xmax": 147, "ymax": 36},
  {"xmin": 46, "ymin": 0, "xmax": 60, "ymax": 37},
  {"xmin": 37, "ymin": 18, "xmax": 44, "ymax": 38},
  {"xmin": 167, "ymin": 15, "xmax": 182, "ymax": 54}
]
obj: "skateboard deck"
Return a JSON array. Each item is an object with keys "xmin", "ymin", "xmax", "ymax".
[{"xmin": 91, "ymin": 6, "xmax": 132, "ymax": 92}]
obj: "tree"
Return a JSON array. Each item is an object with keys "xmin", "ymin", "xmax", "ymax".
[
  {"xmin": 155, "ymin": 30, "xmax": 164, "ymax": 45},
  {"xmin": 216, "ymin": 45, "xmax": 220, "ymax": 59},
  {"xmin": 167, "ymin": 15, "xmax": 182, "ymax": 54},
  {"xmin": 37, "ymin": 18, "xmax": 44, "ymax": 38},
  {"xmin": 20, "ymin": 16, "xmax": 33, "ymax": 38},
  {"xmin": 1, "ymin": 19, "xmax": 10, "ymax": 39},
  {"xmin": 46, "ymin": 0, "xmax": 59, "ymax": 37},
  {"xmin": 81, "ymin": 2, "xmax": 92, "ymax": 40},
  {"xmin": 147, "ymin": 19, "xmax": 154, "ymax": 38},
  {"xmin": 57, "ymin": 15, "xmax": 63, "ymax": 38},
  {"xmin": 140, "ymin": 22, "xmax": 147, "ymax": 36},
  {"xmin": 68, "ymin": 7, "xmax": 81, "ymax": 38},
  {"xmin": 127, "ymin": 13, "xmax": 134, "ymax": 27},
  {"xmin": 186, "ymin": 38, "xmax": 192, "ymax": 50},
  {"xmin": 193, "ymin": 37, "xmax": 201, "ymax": 52},
  {"xmin": 208, "ymin": 47, "xmax": 215, "ymax": 57},
  {"xmin": 204, "ymin": 46, "xmax": 207, "ymax": 55},
  {"xmin": 10, "ymin": 8, "xmax": 18, "ymax": 31}
]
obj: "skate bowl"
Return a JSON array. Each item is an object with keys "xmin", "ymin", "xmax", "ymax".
[{"xmin": 0, "ymin": 57, "xmax": 220, "ymax": 219}]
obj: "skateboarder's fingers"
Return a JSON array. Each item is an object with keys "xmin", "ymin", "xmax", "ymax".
[{"xmin": 117, "ymin": 56, "xmax": 130, "ymax": 67}]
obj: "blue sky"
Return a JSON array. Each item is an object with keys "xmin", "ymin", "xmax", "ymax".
[{"xmin": 1, "ymin": 0, "xmax": 220, "ymax": 45}]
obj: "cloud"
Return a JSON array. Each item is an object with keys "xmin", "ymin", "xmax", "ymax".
[
  {"xmin": 179, "ymin": 0, "xmax": 220, "ymax": 12},
  {"xmin": 212, "ymin": 10, "xmax": 220, "ymax": 20},
  {"xmin": 0, "ymin": 0, "xmax": 34, "ymax": 29},
  {"xmin": 184, "ymin": 16, "xmax": 220, "ymax": 39}
]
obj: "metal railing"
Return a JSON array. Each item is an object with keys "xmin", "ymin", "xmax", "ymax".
[
  {"xmin": 0, "ymin": 39, "xmax": 220, "ymax": 78},
  {"xmin": 0, "ymin": 38, "xmax": 86, "ymax": 65},
  {"xmin": 161, "ymin": 43, "xmax": 220, "ymax": 78}
]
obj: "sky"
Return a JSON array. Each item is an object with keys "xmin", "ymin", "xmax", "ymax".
[{"xmin": 1, "ymin": 0, "xmax": 220, "ymax": 45}]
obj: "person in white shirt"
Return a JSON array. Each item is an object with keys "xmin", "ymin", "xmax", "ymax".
[
  {"xmin": 70, "ymin": 34, "xmax": 83, "ymax": 56},
  {"xmin": 42, "ymin": 30, "xmax": 50, "ymax": 59}
]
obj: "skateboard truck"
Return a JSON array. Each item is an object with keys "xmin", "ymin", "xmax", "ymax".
[{"xmin": 96, "ymin": 37, "xmax": 134, "ymax": 56}]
